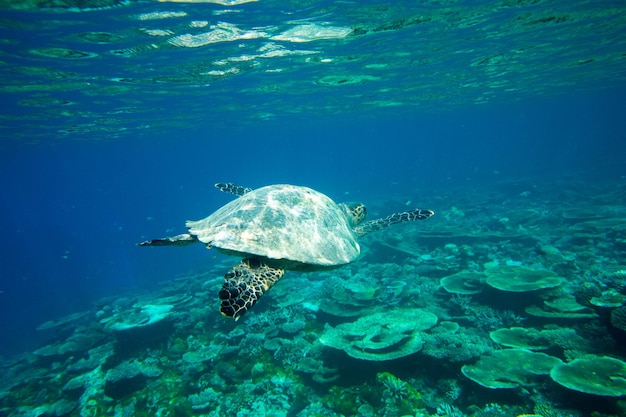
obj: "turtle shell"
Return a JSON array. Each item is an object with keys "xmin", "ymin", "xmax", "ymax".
[{"xmin": 186, "ymin": 184, "xmax": 360, "ymax": 269}]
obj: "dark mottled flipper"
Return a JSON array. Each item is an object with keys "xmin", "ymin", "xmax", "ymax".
[
  {"xmin": 219, "ymin": 258, "xmax": 285, "ymax": 320},
  {"xmin": 215, "ymin": 182, "xmax": 253, "ymax": 196},
  {"xmin": 353, "ymin": 209, "xmax": 434, "ymax": 236},
  {"xmin": 137, "ymin": 233, "xmax": 199, "ymax": 246}
]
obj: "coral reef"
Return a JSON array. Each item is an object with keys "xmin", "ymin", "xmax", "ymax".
[
  {"xmin": 484, "ymin": 265, "xmax": 563, "ymax": 292},
  {"xmin": 461, "ymin": 349, "xmax": 562, "ymax": 389},
  {"xmin": 550, "ymin": 356, "xmax": 626, "ymax": 396},
  {"xmin": 2, "ymin": 178, "xmax": 626, "ymax": 417},
  {"xmin": 320, "ymin": 308, "xmax": 437, "ymax": 360}
]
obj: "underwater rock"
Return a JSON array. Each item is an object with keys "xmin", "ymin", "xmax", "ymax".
[
  {"xmin": 33, "ymin": 326, "xmax": 105, "ymax": 359},
  {"xmin": 485, "ymin": 265, "xmax": 562, "ymax": 292},
  {"xmin": 319, "ymin": 308, "xmax": 437, "ymax": 361},
  {"xmin": 550, "ymin": 356, "xmax": 626, "ymax": 396},
  {"xmin": 101, "ymin": 303, "xmax": 174, "ymax": 352},
  {"xmin": 36, "ymin": 311, "xmax": 90, "ymax": 331},
  {"xmin": 462, "ymin": 349, "xmax": 562, "ymax": 389},
  {"xmin": 295, "ymin": 356, "xmax": 339, "ymax": 383},
  {"xmin": 62, "ymin": 374, "xmax": 88, "ymax": 399},
  {"xmin": 610, "ymin": 307, "xmax": 626, "ymax": 332},
  {"xmin": 104, "ymin": 360, "xmax": 146, "ymax": 399}
]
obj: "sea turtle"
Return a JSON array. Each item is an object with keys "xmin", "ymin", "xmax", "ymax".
[{"xmin": 139, "ymin": 183, "xmax": 434, "ymax": 320}]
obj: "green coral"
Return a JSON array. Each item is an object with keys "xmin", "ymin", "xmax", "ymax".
[
  {"xmin": 422, "ymin": 325, "xmax": 491, "ymax": 362},
  {"xmin": 323, "ymin": 385, "xmax": 371, "ymax": 416},
  {"xmin": 462, "ymin": 349, "xmax": 562, "ymax": 389},
  {"xmin": 590, "ymin": 289, "xmax": 626, "ymax": 308},
  {"xmin": 485, "ymin": 265, "xmax": 562, "ymax": 292},
  {"xmin": 611, "ymin": 307, "xmax": 626, "ymax": 332},
  {"xmin": 377, "ymin": 372, "xmax": 424, "ymax": 414},
  {"xmin": 544, "ymin": 295, "xmax": 588, "ymax": 312},
  {"xmin": 319, "ymin": 308, "xmax": 438, "ymax": 361},
  {"xmin": 525, "ymin": 304, "xmax": 598, "ymax": 319},
  {"xmin": 440, "ymin": 271, "xmax": 485, "ymax": 295},
  {"xmin": 323, "ymin": 373, "xmax": 424, "ymax": 416},
  {"xmin": 489, "ymin": 327, "xmax": 552, "ymax": 350},
  {"xmin": 550, "ymin": 356, "xmax": 626, "ymax": 396}
]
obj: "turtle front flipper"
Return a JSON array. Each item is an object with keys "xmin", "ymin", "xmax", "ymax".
[
  {"xmin": 353, "ymin": 209, "xmax": 435, "ymax": 236},
  {"xmin": 137, "ymin": 233, "xmax": 199, "ymax": 246},
  {"xmin": 215, "ymin": 182, "xmax": 253, "ymax": 196},
  {"xmin": 219, "ymin": 258, "xmax": 285, "ymax": 320}
]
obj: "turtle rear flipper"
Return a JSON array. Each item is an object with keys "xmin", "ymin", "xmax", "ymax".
[
  {"xmin": 137, "ymin": 233, "xmax": 198, "ymax": 246},
  {"xmin": 354, "ymin": 209, "xmax": 434, "ymax": 236},
  {"xmin": 219, "ymin": 258, "xmax": 285, "ymax": 320}
]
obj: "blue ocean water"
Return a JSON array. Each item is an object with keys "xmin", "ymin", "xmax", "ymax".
[
  {"xmin": 1, "ymin": 1, "xmax": 626, "ymax": 416},
  {"xmin": 3, "ymin": 90, "xmax": 621, "ymax": 353}
]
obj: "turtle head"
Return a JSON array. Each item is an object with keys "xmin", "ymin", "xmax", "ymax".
[{"xmin": 339, "ymin": 202, "xmax": 368, "ymax": 226}]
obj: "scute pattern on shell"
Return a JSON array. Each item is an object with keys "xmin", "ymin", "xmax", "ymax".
[{"xmin": 186, "ymin": 184, "xmax": 360, "ymax": 267}]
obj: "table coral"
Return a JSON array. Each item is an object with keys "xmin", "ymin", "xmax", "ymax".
[
  {"xmin": 319, "ymin": 308, "xmax": 437, "ymax": 361},
  {"xmin": 489, "ymin": 327, "xmax": 552, "ymax": 350},
  {"xmin": 485, "ymin": 265, "xmax": 562, "ymax": 292},
  {"xmin": 550, "ymin": 356, "xmax": 626, "ymax": 396},
  {"xmin": 462, "ymin": 349, "xmax": 562, "ymax": 389}
]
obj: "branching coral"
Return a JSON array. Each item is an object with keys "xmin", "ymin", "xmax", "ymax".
[
  {"xmin": 422, "ymin": 327, "xmax": 492, "ymax": 362},
  {"xmin": 187, "ymin": 387, "xmax": 219, "ymax": 410},
  {"xmin": 378, "ymin": 372, "xmax": 409, "ymax": 400}
]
